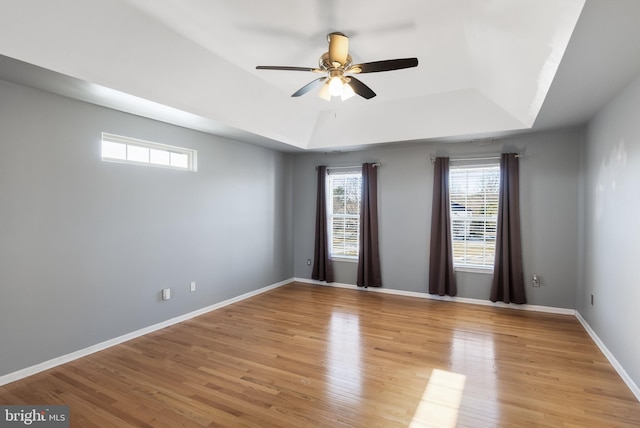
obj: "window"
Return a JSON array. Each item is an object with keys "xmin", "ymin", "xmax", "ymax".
[
  {"xmin": 101, "ymin": 133, "xmax": 197, "ymax": 171},
  {"xmin": 327, "ymin": 169, "xmax": 362, "ymax": 259},
  {"xmin": 449, "ymin": 164, "xmax": 500, "ymax": 270}
]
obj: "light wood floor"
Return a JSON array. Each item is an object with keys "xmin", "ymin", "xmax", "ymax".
[{"xmin": 1, "ymin": 282, "xmax": 639, "ymax": 427}]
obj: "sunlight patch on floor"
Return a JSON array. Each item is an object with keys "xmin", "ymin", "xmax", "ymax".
[{"xmin": 410, "ymin": 369, "xmax": 466, "ymax": 428}]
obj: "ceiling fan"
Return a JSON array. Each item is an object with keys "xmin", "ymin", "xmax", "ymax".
[{"xmin": 256, "ymin": 32, "xmax": 418, "ymax": 101}]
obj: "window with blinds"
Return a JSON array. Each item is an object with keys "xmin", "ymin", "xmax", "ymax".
[
  {"xmin": 449, "ymin": 164, "xmax": 500, "ymax": 270},
  {"xmin": 327, "ymin": 169, "xmax": 362, "ymax": 259}
]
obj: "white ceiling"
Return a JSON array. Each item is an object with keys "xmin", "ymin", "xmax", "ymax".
[{"xmin": 1, "ymin": 0, "xmax": 640, "ymax": 152}]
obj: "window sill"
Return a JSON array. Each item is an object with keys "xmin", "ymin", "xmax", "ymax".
[
  {"xmin": 331, "ymin": 256, "xmax": 358, "ymax": 264},
  {"xmin": 454, "ymin": 266, "xmax": 494, "ymax": 274}
]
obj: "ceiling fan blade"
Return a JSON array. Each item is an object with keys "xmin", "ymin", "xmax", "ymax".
[
  {"xmin": 348, "ymin": 58, "xmax": 418, "ymax": 74},
  {"xmin": 347, "ymin": 77, "xmax": 376, "ymax": 99},
  {"xmin": 292, "ymin": 77, "xmax": 328, "ymax": 97},
  {"xmin": 328, "ymin": 32, "xmax": 349, "ymax": 65},
  {"xmin": 256, "ymin": 66, "xmax": 323, "ymax": 73}
]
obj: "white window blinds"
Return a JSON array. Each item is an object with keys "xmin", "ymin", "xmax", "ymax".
[
  {"xmin": 449, "ymin": 164, "xmax": 500, "ymax": 269},
  {"xmin": 327, "ymin": 169, "xmax": 362, "ymax": 258}
]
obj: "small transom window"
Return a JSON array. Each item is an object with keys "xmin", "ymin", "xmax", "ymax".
[{"xmin": 101, "ymin": 133, "xmax": 197, "ymax": 171}]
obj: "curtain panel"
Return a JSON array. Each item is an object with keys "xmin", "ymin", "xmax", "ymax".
[
  {"xmin": 312, "ymin": 165, "xmax": 334, "ymax": 282},
  {"xmin": 490, "ymin": 153, "xmax": 526, "ymax": 304},
  {"xmin": 357, "ymin": 163, "xmax": 382, "ymax": 288},
  {"xmin": 428, "ymin": 157, "xmax": 457, "ymax": 296}
]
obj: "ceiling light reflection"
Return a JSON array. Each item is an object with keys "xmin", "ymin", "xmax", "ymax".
[
  {"xmin": 326, "ymin": 312, "xmax": 362, "ymax": 402},
  {"xmin": 449, "ymin": 330, "xmax": 500, "ymax": 421}
]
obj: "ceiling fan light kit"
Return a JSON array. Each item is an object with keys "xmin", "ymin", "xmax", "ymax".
[
  {"xmin": 256, "ymin": 32, "xmax": 418, "ymax": 101},
  {"xmin": 328, "ymin": 74, "xmax": 345, "ymax": 96},
  {"xmin": 341, "ymin": 81, "xmax": 356, "ymax": 101}
]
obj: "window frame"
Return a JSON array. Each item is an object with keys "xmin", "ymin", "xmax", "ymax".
[
  {"xmin": 101, "ymin": 132, "xmax": 197, "ymax": 172},
  {"xmin": 326, "ymin": 168, "xmax": 362, "ymax": 262},
  {"xmin": 449, "ymin": 162, "xmax": 500, "ymax": 273}
]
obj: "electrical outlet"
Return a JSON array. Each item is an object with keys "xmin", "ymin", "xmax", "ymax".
[
  {"xmin": 190, "ymin": 281, "xmax": 196, "ymax": 292},
  {"xmin": 162, "ymin": 288, "xmax": 171, "ymax": 300},
  {"xmin": 532, "ymin": 274, "xmax": 541, "ymax": 287},
  {"xmin": 307, "ymin": 259, "xmax": 311, "ymax": 266}
]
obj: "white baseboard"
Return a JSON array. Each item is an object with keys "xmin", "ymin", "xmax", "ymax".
[
  {"xmin": 575, "ymin": 312, "xmax": 640, "ymax": 402},
  {"xmin": 293, "ymin": 278, "xmax": 576, "ymax": 315},
  {"xmin": 0, "ymin": 279, "xmax": 291, "ymax": 387},
  {"xmin": 6, "ymin": 278, "xmax": 637, "ymax": 405}
]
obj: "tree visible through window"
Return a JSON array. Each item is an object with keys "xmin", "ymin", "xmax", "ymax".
[
  {"xmin": 327, "ymin": 170, "xmax": 362, "ymax": 258},
  {"xmin": 449, "ymin": 164, "xmax": 500, "ymax": 269}
]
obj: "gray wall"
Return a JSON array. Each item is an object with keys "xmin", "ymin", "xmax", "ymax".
[
  {"xmin": 580, "ymin": 73, "xmax": 640, "ymax": 387},
  {"xmin": 293, "ymin": 130, "xmax": 581, "ymax": 308},
  {"xmin": 0, "ymin": 80, "xmax": 293, "ymax": 377}
]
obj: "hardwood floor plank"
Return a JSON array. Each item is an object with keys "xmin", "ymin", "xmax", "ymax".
[{"xmin": 1, "ymin": 282, "xmax": 639, "ymax": 427}]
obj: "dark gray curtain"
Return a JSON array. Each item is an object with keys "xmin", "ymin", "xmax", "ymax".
[
  {"xmin": 312, "ymin": 166, "xmax": 333, "ymax": 282},
  {"xmin": 428, "ymin": 157, "xmax": 457, "ymax": 296},
  {"xmin": 357, "ymin": 163, "xmax": 382, "ymax": 288},
  {"xmin": 490, "ymin": 153, "xmax": 526, "ymax": 303}
]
